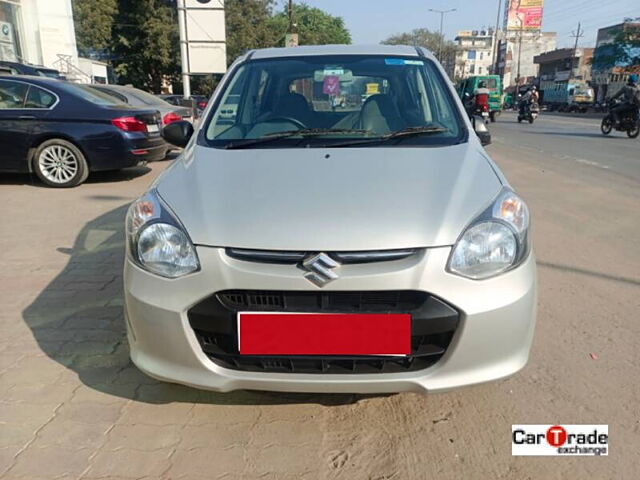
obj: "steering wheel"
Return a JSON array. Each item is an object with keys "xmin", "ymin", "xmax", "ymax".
[{"xmin": 263, "ymin": 116, "xmax": 307, "ymax": 130}]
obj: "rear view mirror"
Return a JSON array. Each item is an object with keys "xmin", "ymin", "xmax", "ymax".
[
  {"xmin": 162, "ymin": 120, "xmax": 194, "ymax": 148},
  {"xmin": 472, "ymin": 115, "xmax": 492, "ymax": 146}
]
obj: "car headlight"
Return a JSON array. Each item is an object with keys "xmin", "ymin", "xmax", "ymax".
[
  {"xmin": 448, "ymin": 188, "xmax": 530, "ymax": 280},
  {"xmin": 125, "ymin": 189, "xmax": 199, "ymax": 278}
]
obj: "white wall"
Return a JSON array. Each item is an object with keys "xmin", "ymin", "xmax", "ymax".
[{"xmin": 8, "ymin": 0, "xmax": 78, "ymax": 68}]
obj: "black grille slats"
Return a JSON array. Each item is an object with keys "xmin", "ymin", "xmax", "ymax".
[{"xmin": 188, "ymin": 290, "xmax": 459, "ymax": 375}]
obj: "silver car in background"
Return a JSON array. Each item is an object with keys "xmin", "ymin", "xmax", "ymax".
[
  {"xmin": 89, "ymin": 84, "xmax": 194, "ymax": 126},
  {"xmin": 123, "ymin": 45, "xmax": 537, "ymax": 394}
]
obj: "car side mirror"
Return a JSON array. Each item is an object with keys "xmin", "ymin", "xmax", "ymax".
[
  {"xmin": 472, "ymin": 115, "xmax": 492, "ymax": 146},
  {"xmin": 162, "ymin": 120, "xmax": 194, "ymax": 148}
]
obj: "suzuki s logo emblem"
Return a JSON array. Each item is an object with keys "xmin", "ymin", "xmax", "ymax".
[{"xmin": 301, "ymin": 253, "xmax": 340, "ymax": 287}]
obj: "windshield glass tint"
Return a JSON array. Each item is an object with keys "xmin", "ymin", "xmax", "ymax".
[
  {"xmin": 205, "ymin": 55, "xmax": 464, "ymax": 147},
  {"xmin": 59, "ymin": 84, "xmax": 123, "ymax": 106}
]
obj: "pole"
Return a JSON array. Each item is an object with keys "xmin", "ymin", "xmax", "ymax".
[
  {"xmin": 491, "ymin": 0, "xmax": 503, "ymax": 74},
  {"xmin": 429, "ymin": 8, "xmax": 456, "ymax": 61},
  {"xmin": 177, "ymin": 0, "xmax": 191, "ymax": 99},
  {"xmin": 288, "ymin": 0, "xmax": 293, "ymax": 31},
  {"xmin": 570, "ymin": 22, "xmax": 584, "ymax": 80},
  {"xmin": 516, "ymin": 23, "xmax": 523, "ymax": 86}
]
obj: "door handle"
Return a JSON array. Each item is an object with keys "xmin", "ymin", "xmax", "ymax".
[{"xmin": 18, "ymin": 115, "xmax": 36, "ymax": 120}]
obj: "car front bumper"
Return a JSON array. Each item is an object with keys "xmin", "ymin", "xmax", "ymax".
[{"xmin": 124, "ymin": 246, "xmax": 537, "ymax": 394}]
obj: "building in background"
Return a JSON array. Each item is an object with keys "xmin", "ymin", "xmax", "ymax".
[
  {"xmin": 591, "ymin": 19, "xmax": 640, "ymax": 102},
  {"xmin": 535, "ymin": 47, "xmax": 593, "ymax": 91},
  {"xmin": 495, "ymin": 0, "xmax": 556, "ymax": 87},
  {"xmin": 454, "ymin": 29, "xmax": 495, "ymax": 80},
  {"xmin": 0, "ymin": 0, "xmax": 77, "ymax": 69}
]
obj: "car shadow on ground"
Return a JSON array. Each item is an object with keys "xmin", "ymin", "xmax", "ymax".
[
  {"xmin": 0, "ymin": 165, "xmax": 152, "ymax": 187},
  {"xmin": 22, "ymin": 204, "xmax": 386, "ymax": 407}
]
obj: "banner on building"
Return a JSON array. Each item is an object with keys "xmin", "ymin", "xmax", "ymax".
[
  {"xmin": 182, "ymin": 0, "xmax": 227, "ymax": 74},
  {"xmin": 506, "ymin": 0, "xmax": 544, "ymax": 31},
  {"xmin": 0, "ymin": 21, "xmax": 17, "ymax": 62}
]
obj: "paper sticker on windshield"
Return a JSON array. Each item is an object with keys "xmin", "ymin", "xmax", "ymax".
[{"xmin": 385, "ymin": 58, "xmax": 424, "ymax": 66}]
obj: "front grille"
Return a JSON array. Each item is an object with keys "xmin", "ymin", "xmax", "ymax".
[
  {"xmin": 225, "ymin": 248, "xmax": 418, "ymax": 265},
  {"xmin": 189, "ymin": 290, "xmax": 459, "ymax": 374}
]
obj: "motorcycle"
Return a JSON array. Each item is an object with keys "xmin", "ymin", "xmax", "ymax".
[
  {"xmin": 518, "ymin": 101, "xmax": 539, "ymax": 124},
  {"xmin": 601, "ymin": 101, "xmax": 640, "ymax": 138}
]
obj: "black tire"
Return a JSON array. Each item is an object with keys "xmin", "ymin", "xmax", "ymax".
[
  {"xmin": 528, "ymin": 116, "xmax": 534, "ymax": 124},
  {"xmin": 517, "ymin": 116, "xmax": 522, "ymax": 123},
  {"xmin": 600, "ymin": 117, "xmax": 613, "ymax": 135},
  {"xmin": 627, "ymin": 125, "xmax": 640, "ymax": 139},
  {"xmin": 489, "ymin": 111, "xmax": 496, "ymax": 123},
  {"xmin": 33, "ymin": 139, "xmax": 89, "ymax": 188}
]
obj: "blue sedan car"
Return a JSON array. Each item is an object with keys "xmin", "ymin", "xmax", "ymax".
[{"xmin": 0, "ymin": 76, "xmax": 168, "ymax": 187}]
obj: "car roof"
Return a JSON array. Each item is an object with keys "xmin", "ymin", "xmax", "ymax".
[
  {"xmin": 248, "ymin": 44, "xmax": 433, "ymax": 60},
  {"xmin": 0, "ymin": 74, "xmax": 63, "ymax": 85}
]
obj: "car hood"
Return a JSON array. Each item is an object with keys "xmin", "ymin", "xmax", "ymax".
[{"xmin": 156, "ymin": 143, "xmax": 503, "ymax": 251}]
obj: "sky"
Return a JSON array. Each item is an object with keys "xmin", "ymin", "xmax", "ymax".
[{"xmin": 293, "ymin": 0, "xmax": 640, "ymax": 49}]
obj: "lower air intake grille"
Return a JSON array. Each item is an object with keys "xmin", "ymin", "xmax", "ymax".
[{"xmin": 188, "ymin": 290, "xmax": 459, "ymax": 374}]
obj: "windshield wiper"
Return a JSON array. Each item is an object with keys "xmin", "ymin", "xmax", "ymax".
[
  {"xmin": 223, "ymin": 128, "xmax": 373, "ymax": 149},
  {"xmin": 323, "ymin": 125, "xmax": 449, "ymax": 148}
]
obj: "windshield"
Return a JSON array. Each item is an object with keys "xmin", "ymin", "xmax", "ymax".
[
  {"xmin": 125, "ymin": 88, "xmax": 167, "ymax": 106},
  {"xmin": 204, "ymin": 55, "xmax": 464, "ymax": 148},
  {"xmin": 58, "ymin": 84, "xmax": 124, "ymax": 106}
]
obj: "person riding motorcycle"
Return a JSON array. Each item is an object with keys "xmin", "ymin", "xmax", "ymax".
[
  {"xmin": 473, "ymin": 80, "xmax": 490, "ymax": 115},
  {"xmin": 610, "ymin": 74, "xmax": 640, "ymax": 127},
  {"xmin": 519, "ymin": 86, "xmax": 539, "ymax": 116}
]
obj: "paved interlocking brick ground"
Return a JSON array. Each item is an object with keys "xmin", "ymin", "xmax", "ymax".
[{"xmin": 1, "ymin": 134, "xmax": 639, "ymax": 480}]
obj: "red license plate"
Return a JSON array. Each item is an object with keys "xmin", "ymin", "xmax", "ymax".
[{"xmin": 238, "ymin": 312, "xmax": 411, "ymax": 356}]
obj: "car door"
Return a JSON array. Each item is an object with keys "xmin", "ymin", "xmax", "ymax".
[{"xmin": 0, "ymin": 79, "xmax": 31, "ymax": 172}]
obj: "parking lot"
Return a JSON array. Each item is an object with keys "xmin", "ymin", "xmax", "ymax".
[{"xmin": 1, "ymin": 112, "xmax": 639, "ymax": 479}]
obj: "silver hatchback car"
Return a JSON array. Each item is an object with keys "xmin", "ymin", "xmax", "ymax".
[{"xmin": 124, "ymin": 45, "xmax": 536, "ymax": 394}]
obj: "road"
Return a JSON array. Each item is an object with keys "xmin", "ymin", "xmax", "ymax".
[{"xmin": 1, "ymin": 113, "xmax": 638, "ymax": 479}]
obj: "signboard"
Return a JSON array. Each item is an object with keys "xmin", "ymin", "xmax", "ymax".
[
  {"xmin": 182, "ymin": 0, "xmax": 226, "ymax": 74},
  {"xmin": 285, "ymin": 33, "xmax": 299, "ymax": 48},
  {"xmin": 0, "ymin": 21, "xmax": 17, "ymax": 62},
  {"xmin": 506, "ymin": 0, "xmax": 544, "ymax": 31},
  {"xmin": 457, "ymin": 30, "xmax": 473, "ymax": 37}
]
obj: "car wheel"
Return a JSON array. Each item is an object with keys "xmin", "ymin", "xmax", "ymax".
[{"xmin": 33, "ymin": 139, "xmax": 89, "ymax": 188}]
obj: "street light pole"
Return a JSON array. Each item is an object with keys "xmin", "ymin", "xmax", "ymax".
[
  {"xmin": 429, "ymin": 8, "xmax": 456, "ymax": 61},
  {"xmin": 491, "ymin": 0, "xmax": 503, "ymax": 74},
  {"xmin": 177, "ymin": 0, "xmax": 191, "ymax": 99}
]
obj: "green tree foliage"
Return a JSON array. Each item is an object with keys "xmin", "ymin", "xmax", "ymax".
[
  {"xmin": 226, "ymin": 0, "xmax": 279, "ymax": 64},
  {"xmin": 71, "ymin": 0, "xmax": 118, "ymax": 55},
  {"xmin": 592, "ymin": 25, "xmax": 640, "ymax": 70},
  {"xmin": 270, "ymin": 3, "xmax": 351, "ymax": 46},
  {"xmin": 382, "ymin": 27, "xmax": 456, "ymax": 60},
  {"xmin": 111, "ymin": 0, "xmax": 180, "ymax": 93}
]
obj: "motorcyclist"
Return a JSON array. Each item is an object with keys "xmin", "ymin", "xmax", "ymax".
[
  {"xmin": 519, "ymin": 86, "xmax": 538, "ymax": 116},
  {"xmin": 474, "ymin": 80, "xmax": 490, "ymax": 114},
  {"xmin": 610, "ymin": 74, "xmax": 640, "ymax": 127}
]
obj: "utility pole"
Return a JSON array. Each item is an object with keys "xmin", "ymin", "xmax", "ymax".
[
  {"xmin": 177, "ymin": 0, "xmax": 190, "ymax": 99},
  {"xmin": 491, "ymin": 0, "xmax": 503, "ymax": 75},
  {"xmin": 569, "ymin": 22, "xmax": 584, "ymax": 80},
  {"xmin": 285, "ymin": 0, "xmax": 299, "ymax": 47},
  {"xmin": 515, "ymin": 23, "xmax": 523, "ymax": 86},
  {"xmin": 429, "ymin": 8, "xmax": 456, "ymax": 61}
]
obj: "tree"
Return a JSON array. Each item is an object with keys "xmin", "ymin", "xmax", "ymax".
[
  {"xmin": 382, "ymin": 28, "xmax": 457, "ymax": 60},
  {"xmin": 111, "ymin": 0, "xmax": 180, "ymax": 93},
  {"xmin": 225, "ymin": 0, "xmax": 279, "ymax": 64},
  {"xmin": 269, "ymin": 3, "xmax": 351, "ymax": 46},
  {"xmin": 71, "ymin": 0, "xmax": 118, "ymax": 56}
]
